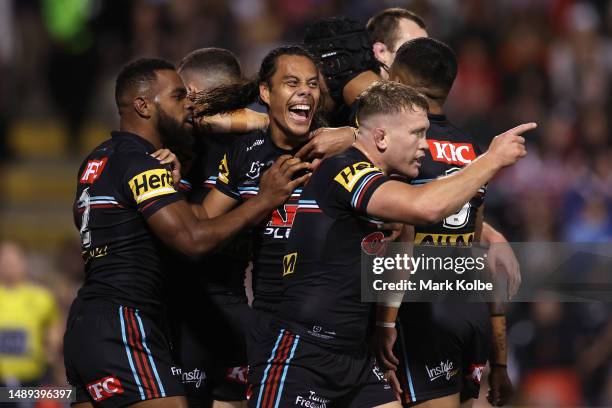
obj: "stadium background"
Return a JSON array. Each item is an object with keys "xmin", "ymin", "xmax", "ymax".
[{"xmin": 0, "ymin": 0, "xmax": 610, "ymax": 406}]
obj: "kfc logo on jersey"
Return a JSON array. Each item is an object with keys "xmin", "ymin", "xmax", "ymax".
[
  {"xmin": 87, "ymin": 376, "xmax": 124, "ymax": 402},
  {"xmin": 80, "ymin": 158, "xmax": 108, "ymax": 184},
  {"xmin": 428, "ymin": 140, "xmax": 476, "ymax": 165},
  {"xmin": 226, "ymin": 366, "xmax": 248, "ymax": 384}
]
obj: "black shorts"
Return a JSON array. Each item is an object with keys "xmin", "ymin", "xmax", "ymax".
[
  {"xmin": 172, "ymin": 292, "xmax": 250, "ymax": 403},
  {"xmin": 247, "ymin": 315, "xmax": 396, "ymax": 408},
  {"xmin": 395, "ymin": 303, "xmax": 491, "ymax": 406},
  {"xmin": 64, "ymin": 300, "xmax": 184, "ymax": 407}
]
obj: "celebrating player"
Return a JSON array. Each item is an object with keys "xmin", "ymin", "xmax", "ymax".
[{"xmin": 247, "ymin": 81, "xmax": 535, "ymax": 407}]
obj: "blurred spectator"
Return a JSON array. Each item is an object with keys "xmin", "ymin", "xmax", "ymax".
[{"xmin": 0, "ymin": 241, "xmax": 62, "ymax": 387}]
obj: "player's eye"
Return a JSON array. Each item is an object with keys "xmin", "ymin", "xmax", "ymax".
[
  {"xmin": 286, "ymin": 80, "xmax": 298, "ymax": 87},
  {"xmin": 308, "ymin": 80, "xmax": 319, "ymax": 88}
]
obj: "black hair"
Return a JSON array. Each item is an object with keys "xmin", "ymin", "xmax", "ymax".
[
  {"xmin": 393, "ymin": 37, "xmax": 457, "ymax": 99},
  {"xmin": 115, "ymin": 58, "xmax": 175, "ymax": 109},
  {"xmin": 193, "ymin": 45, "xmax": 316, "ymax": 116},
  {"xmin": 177, "ymin": 47, "xmax": 242, "ymax": 80},
  {"xmin": 366, "ymin": 8, "xmax": 426, "ymax": 50}
]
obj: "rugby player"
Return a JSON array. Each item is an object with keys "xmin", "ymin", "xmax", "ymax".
[
  {"xmin": 167, "ymin": 47, "xmax": 253, "ymax": 408},
  {"xmin": 64, "ymin": 58, "xmax": 309, "ymax": 408},
  {"xmin": 247, "ymin": 81, "xmax": 534, "ymax": 407},
  {"xmin": 375, "ymin": 39, "xmax": 515, "ymax": 408},
  {"xmin": 194, "ymin": 45, "xmax": 326, "ymax": 316}
]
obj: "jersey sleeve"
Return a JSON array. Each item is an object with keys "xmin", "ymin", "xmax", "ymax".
[
  {"xmin": 326, "ymin": 157, "xmax": 390, "ymax": 213},
  {"xmin": 120, "ymin": 153, "xmax": 184, "ymax": 218},
  {"xmin": 213, "ymin": 146, "xmax": 242, "ymax": 201}
]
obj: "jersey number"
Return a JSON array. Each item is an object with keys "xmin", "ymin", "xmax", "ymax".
[{"xmin": 78, "ymin": 187, "xmax": 92, "ymax": 248}]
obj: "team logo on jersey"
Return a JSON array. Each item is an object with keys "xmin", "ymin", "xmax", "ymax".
[
  {"xmin": 80, "ymin": 157, "xmax": 108, "ymax": 184},
  {"xmin": 428, "ymin": 140, "xmax": 476, "ymax": 165},
  {"xmin": 468, "ymin": 364, "xmax": 486, "ymax": 384},
  {"xmin": 226, "ymin": 366, "xmax": 248, "ymax": 384},
  {"xmin": 283, "ymin": 252, "xmax": 298, "ymax": 276},
  {"xmin": 128, "ymin": 168, "xmax": 175, "ymax": 204},
  {"xmin": 414, "ymin": 232, "xmax": 474, "ymax": 246},
  {"xmin": 334, "ymin": 162, "xmax": 380, "ymax": 192},
  {"xmin": 87, "ymin": 376, "xmax": 124, "ymax": 402},
  {"xmin": 361, "ymin": 231, "xmax": 387, "ymax": 256},
  {"xmin": 246, "ymin": 161, "xmax": 264, "ymax": 180},
  {"xmin": 218, "ymin": 154, "xmax": 230, "ymax": 184},
  {"xmin": 269, "ymin": 204, "xmax": 298, "ymax": 228}
]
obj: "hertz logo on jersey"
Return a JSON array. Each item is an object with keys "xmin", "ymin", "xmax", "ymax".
[
  {"xmin": 334, "ymin": 162, "xmax": 380, "ymax": 192},
  {"xmin": 128, "ymin": 168, "xmax": 175, "ymax": 204},
  {"xmin": 414, "ymin": 232, "xmax": 474, "ymax": 246},
  {"xmin": 283, "ymin": 252, "xmax": 298, "ymax": 276},
  {"xmin": 218, "ymin": 154, "xmax": 230, "ymax": 184}
]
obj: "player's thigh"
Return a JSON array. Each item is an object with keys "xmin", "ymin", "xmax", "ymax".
[
  {"xmin": 459, "ymin": 399, "xmax": 473, "ymax": 408},
  {"xmin": 212, "ymin": 400, "xmax": 246, "ymax": 408},
  {"xmin": 374, "ymin": 402, "xmax": 403, "ymax": 408},
  {"xmin": 128, "ymin": 395, "xmax": 188, "ymax": 408},
  {"xmin": 409, "ymin": 393, "xmax": 460, "ymax": 408}
]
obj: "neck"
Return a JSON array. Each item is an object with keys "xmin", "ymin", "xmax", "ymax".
[
  {"xmin": 269, "ymin": 122, "xmax": 306, "ymax": 151},
  {"xmin": 120, "ymin": 118, "xmax": 163, "ymax": 149},
  {"xmin": 343, "ymin": 70, "xmax": 381, "ymax": 106},
  {"xmin": 353, "ymin": 137, "xmax": 389, "ymax": 175},
  {"xmin": 426, "ymin": 99, "xmax": 444, "ymax": 115}
]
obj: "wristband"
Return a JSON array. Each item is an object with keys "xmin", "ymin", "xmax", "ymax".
[{"xmin": 376, "ymin": 321, "xmax": 396, "ymax": 328}]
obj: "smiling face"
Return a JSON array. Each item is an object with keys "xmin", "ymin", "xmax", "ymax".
[{"xmin": 259, "ymin": 54, "xmax": 320, "ymax": 142}]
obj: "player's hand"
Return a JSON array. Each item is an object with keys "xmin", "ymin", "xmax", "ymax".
[
  {"xmin": 487, "ymin": 366, "xmax": 514, "ymax": 406},
  {"xmin": 151, "ymin": 149, "xmax": 181, "ymax": 187},
  {"xmin": 374, "ymin": 326, "xmax": 400, "ymax": 371},
  {"xmin": 379, "ymin": 223, "xmax": 404, "ymax": 242},
  {"xmin": 486, "ymin": 123, "xmax": 536, "ymax": 168},
  {"xmin": 384, "ymin": 370, "xmax": 403, "ymax": 402},
  {"xmin": 488, "ymin": 241, "xmax": 521, "ymax": 299},
  {"xmin": 258, "ymin": 155, "xmax": 313, "ymax": 208},
  {"xmin": 295, "ymin": 127, "xmax": 355, "ymax": 160}
]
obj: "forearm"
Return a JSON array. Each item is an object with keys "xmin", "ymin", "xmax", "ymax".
[
  {"xmin": 188, "ymin": 196, "xmax": 270, "ymax": 254},
  {"xmin": 489, "ymin": 305, "xmax": 508, "ymax": 365},
  {"xmin": 482, "ymin": 222, "xmax": 506, "ymax": 244},
  {"xmin": 412, "ymin": 154, "xmax": 498, "ymax": 223},
  {"xmin": 198, "ymin": 109, "xmax": 269, "ymax": 133},
  {"xmin": 376, "ymin": 304, "xmax": 400, "ymax": 325}
]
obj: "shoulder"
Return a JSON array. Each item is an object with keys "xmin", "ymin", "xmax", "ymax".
[
  {"xmin": 228, "ymin": 129, "xmax": 267, "ymax": 155},
  {"xmin": 316, "ymin": 149, "xmax": 382, "ymax": 191}
]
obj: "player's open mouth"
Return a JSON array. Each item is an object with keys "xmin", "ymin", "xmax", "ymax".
[{"xmin": 287, "ymin": 103, "xmax": 312, "ymax": 124}]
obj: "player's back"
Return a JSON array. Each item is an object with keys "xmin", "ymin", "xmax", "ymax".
[{"xmin": 73, "ymin": 131, "xmax": 182, "ymax": 315}]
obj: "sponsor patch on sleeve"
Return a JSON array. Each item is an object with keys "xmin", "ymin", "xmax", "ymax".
[
  {"xmin": 217, "ymin": 154, "xmax": 230, "ymax": 184},
  {"xmin": 334, "ymin": 161, "xmax": 380, "ymax": 192},
  {"xmin": 80, "ymin": 158, "xmax": 108, "ymax": 184},
  {"xmin": 128, "ymin": 168, "xmax": 176, "ymax": 204}
]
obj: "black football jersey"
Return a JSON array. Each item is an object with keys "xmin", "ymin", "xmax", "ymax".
[
  {"xmin": 279, "ymin": 147, "xmax": 391, "ymax": 350},
  {"xmin": 411, "ymin": 114, "xmax": 486, "ymax": 245},
  {"xmin": 73, "ymin": 131, "xmax": 183, "ymax": 315},
  {"xmin": 214, "ymin": 129, "xmax": 303, "ymax": 313}
]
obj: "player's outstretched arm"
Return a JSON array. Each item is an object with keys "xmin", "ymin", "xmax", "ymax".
[
  {"xmin": 147, "ymin": 155, "xmax": 311, "ymax": 257},
  {"xmin": 366, "ymin": 123, "xmax": 536, "ymax": 225},
  {"xmin": 194, "ymin": 108, "xmax": 269, "ymax": 134}
]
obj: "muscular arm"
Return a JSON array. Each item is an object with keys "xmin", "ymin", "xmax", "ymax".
[
  {"xmin": 195, "ymin": 108, "xmax": 269, "ymax": 134},
  {"xmin": 147, "ymin": 195, "xmax": 271, "ymax": 257},
  {"xmin": 367, "ymin": 154, "xmax": 499, "ymax": 225},
  {"xmin": 202, "ymin": 188, "xmax": 240, "ymax": 218}
]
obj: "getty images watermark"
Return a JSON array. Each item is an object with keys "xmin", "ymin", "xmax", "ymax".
[{"xmin": 360, "ymin": 242, "xmax": 612, "ymax": 302}]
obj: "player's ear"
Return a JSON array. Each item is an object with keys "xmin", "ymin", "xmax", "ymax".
[
  {"xmin": 133, "ymin": 97, "xmax": 152, "ymax": 119},
  {"xmin": 372, "ymin": 42, "xmax": 388, "ymax": 62},
  {"xmin": 373, "ymin": 127, "xmax": 388, "ymax": 151},
  {"xmin": 259, "ymin": 83, "xmax": 270, "ymax": 106}
]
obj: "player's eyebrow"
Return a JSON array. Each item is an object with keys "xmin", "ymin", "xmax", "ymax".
[{"xmin": 282, "ymin": 75, "xmax": 300, "ymax": 81}]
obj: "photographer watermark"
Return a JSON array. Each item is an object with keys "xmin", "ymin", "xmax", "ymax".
[{"xmin": 361, "ymin": 242, "xmax": 612, "ymax": 302}]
